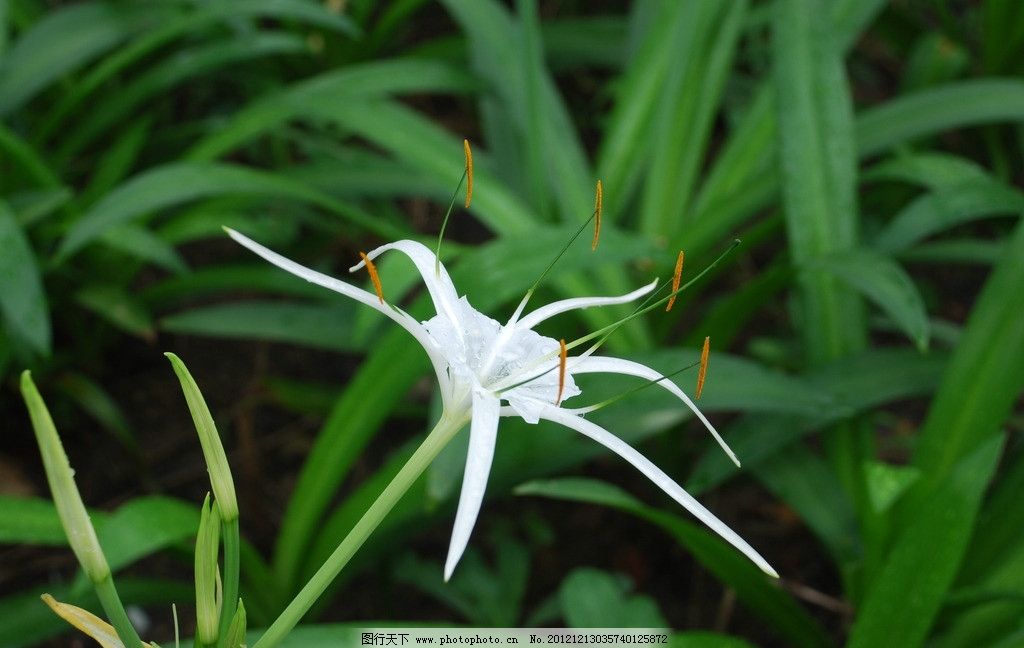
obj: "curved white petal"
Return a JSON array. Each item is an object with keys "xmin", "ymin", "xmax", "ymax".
[
  {"xmin": 444, "ymin": 390, "xmax": 500, "ymax": 581},
  {"xmin": 515, "ymin": 279, "xmax": 658, "ymax": 332},
  {"xmin": 226, "ymin": 228, "xmax": 451, "ymax": 396},
  {"xmin": 537, "ymin": 405, "xmax": 778, "ymax": 578},
  {"xmin": 569, "ymin": 355, "xmax": 739, "ymax": 467},
  {"xmin": 349, "ymin": 240, "xmax": 463, "ymax": 329}
]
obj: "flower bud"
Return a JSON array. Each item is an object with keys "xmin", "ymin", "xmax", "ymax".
[
  {"xmin": 224, "ymin": 599, "xmax": 247, "ymax": 648},
  {"xmin": 165, "ymin": 353, "xmax": 238, "ymax": 521},
  {"xmin": 195, "ymin": 494, "xmax": 222, "ymax": 645},
  {"xmin": 21, "ymin": 372, "xmax": 110, "ymax": 582}
]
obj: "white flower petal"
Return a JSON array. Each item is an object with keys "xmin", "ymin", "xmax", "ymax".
[
  {"xmin": 570, "ymin": 355, "xmax": 739, "ymax": 467},
  {"xmin": 226, "ymin": 228, "xmax": 452, "ymax": 396},
  {"xmin": 537, "ymin": 405, "xmax": 778, "ymax": 578},
  {"xmin": 515, "ymin": 279, "xmax": 658, "ymax": 331},
  {"xmin": 349, "ymin": 240, "xmax": 463, "ymax": 329},
  {"xmin": 444, "ymin": 390, "xmax": 500, "ymax": 581}
]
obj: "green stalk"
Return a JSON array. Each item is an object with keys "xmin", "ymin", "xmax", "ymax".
[
  {"xmin": 218, "ymin": 517, "xmax": 240, "ymax": 647},
  {"xmin": 252, "ymin": 411, "xmax": 470, "ymax": 648},
  {"xmin": 94, "ymin": 574, "xmax": 145, "ymax": 648}
]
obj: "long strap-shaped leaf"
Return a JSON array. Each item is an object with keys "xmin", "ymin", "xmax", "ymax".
[{"xmin": 849, "ymin": 221, "xmax": 1024, "ymax": 647}]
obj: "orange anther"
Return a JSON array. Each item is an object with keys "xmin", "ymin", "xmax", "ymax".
[
  {"xmin": 463, "ymin": 139, "xmax": 473, "ymax": 209},
  {"xmin": 359, "ymin": 252, "xmax": 384, "ymax": 304},
  {"xmin": 666, "ymin": 250, "xmax": 684, "ymax": 312},
  {"xmin": 556, "ymin": 339, "xmax": 568, "ymax": 406},
  {"xmin": 591, "ymin": 179, "xmax": 603, "ymax": 251},
  {"xmin": 696, "ymin": 336, "xmax": 710, "ymax": 399}
]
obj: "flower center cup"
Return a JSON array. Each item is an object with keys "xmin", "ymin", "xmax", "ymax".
[{"xmin": 423, "ymin": 297, "xmax": 580, "ymax": 424}]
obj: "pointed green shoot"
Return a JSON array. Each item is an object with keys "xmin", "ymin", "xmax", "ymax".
[
  {"xmin": 20, "ymin": 371, "xmax": 144, "ymax": 648},
  {"xmin": 164, "ymin": 353, "xmax": 238, "ymax": 521},
  {"xmin": 195, "ymin": 494, "xmax": 222, "ymax": 647},
  {"xmin": 224, "ymin": 599, "xmax": 247, "ymax": 648}
]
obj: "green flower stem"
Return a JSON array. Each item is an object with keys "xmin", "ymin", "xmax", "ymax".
[
  {"xmin": 252, "ymin": 411, "xmax": 470, "ymax": 648},
  {"xmin": 94, "ymin": 573, "xmax": 145, "ymax": 648},
  {"xmin": 218, "ymin": 517, "xmax": 240, "ymax": 648}
]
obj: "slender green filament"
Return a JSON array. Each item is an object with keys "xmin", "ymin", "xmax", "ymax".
[
  {"xmin": 576, "ymin": 360, "xmax": 701, "ymax": 413},
  {"xmin": 435, "ymin": 170, "xmax": 467, "ymax": 276},
  {"xmin": 494, "ymin": 239, "xmax": 741, "ymax": 395}
]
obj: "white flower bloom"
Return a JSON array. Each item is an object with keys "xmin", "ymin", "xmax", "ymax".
[{"xmin": 226, "ymin": 229, "xmax": 777, "ymax": 579}]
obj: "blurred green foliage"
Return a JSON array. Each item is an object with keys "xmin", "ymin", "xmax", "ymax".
[{"xmin": 2, "ymin": 0, "xmax": 1023, "ymax": 646}]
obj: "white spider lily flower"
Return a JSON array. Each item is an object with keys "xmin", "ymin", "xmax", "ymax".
[{"xmin": 226, "ymin": 229, "xmax": 777, "ymax": 579}]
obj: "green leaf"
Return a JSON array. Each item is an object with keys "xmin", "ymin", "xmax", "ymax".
[
  {"xmin": 899, "ymin": 239, "xmax": 1006, "ymax": 266},
  {"xmin": 141, "ymin": 264, "xmax": 328, "ymax": 308},
  {"xmin": 442, "ymin": 0, "xmax": 591, "ymax": 222},
  {"xmin": 187, "ymin": 58, "xmax": 475, "ymax": 162},
  {"xmin": 902, "ymin": 32, "xmax": 969, "ymax": 92},
  {"xmin": 100, "ymin": 224, "xmax": 189, "ymax": 275},
  {"xmin": 36, "ymin": 0, "xmax": 357, "ymax": 142},
  {"xmin": 9, "ymin": 187, "xmax": 73, "ymax": 227},
  {"xmin": 935, "ymin": 540, "xmax": 1024, "ymax": 648},
  {"xmin": 559, "ymin": 568, "xmax": 668, "ymax": 628},
  {"xmin": 518, "ymin": 478, "xmax": 831, "ymax": 647},
  {"xmin": 59, "ymin": 32, "xmax": 309, "ymax": 158},
  {"xmin": 858, "ymin": 80, "xmax": 1024, "ymax": 158},
  {"xmin": 848, "ymin": 436, "xmax": 1005, "ymax": 648},
  {"xmin": 0, "ymin": 578, "xmax": 193, "ymax": 648},
  {"xmin": 0, "ymin": 2, "xmax": 161, "ymax": 116},
  {"xmin": 0, "ymin": 123, "xmax": 61, "ymax": 188},
  {"xmin": 873, "ymin": 179, "xmax": 1024, "ymax": 254},
  {"xmin": 56, "ymin": 162, "xmax": 407, "ymax": 261},
  {"xmin": 0, "ymin": 202, "xmax": 50, "ymax": 354},
  {"xmin": 302, "ymin": 98, "xmax": 538, "ymax": 237},
  {"xmin": 596, "ymin": 1, "xmax": 693, "ymax": 220},
  {"xmin": 75, "ymin": 285, "xmax": 154, "ymax": 340},
  {"xmin": 0, "ymin": 496, "xmax": 74, "ymax": 545},
  {"xmin": 862, "ymin": 152, "xmax": 989, "ymax": 190},
  {"xmin": 687, "ymin": 348, "xmax": 948, "ymax": 497},
  {"xmin": 774, "ymin": 0, "xmax": 865, "ymax": 363},
  {"xmin": 863, "ymin": 461, "xmax": 921, "ymax": 514},
  {"xmin": 542, "ymin": 17, "xmax": 627, "ymax": 69},
  {"xmin": 640, "ymin": 1, "xmax": 746, "ymax": 238},
  {"xmin": 910, "ymin": 220, "xmax": 1024, "ymax": 490},
  {"xmin": 161, "ymin": 301, "xmax": 363, "ymax": 352},
  {"xmin": 811, "ymin": 249, "xmax": 930, "ymax": 350},
  {"xmin": 753, "ymin": 445, "xmax": 860, "ymax": 563}
]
